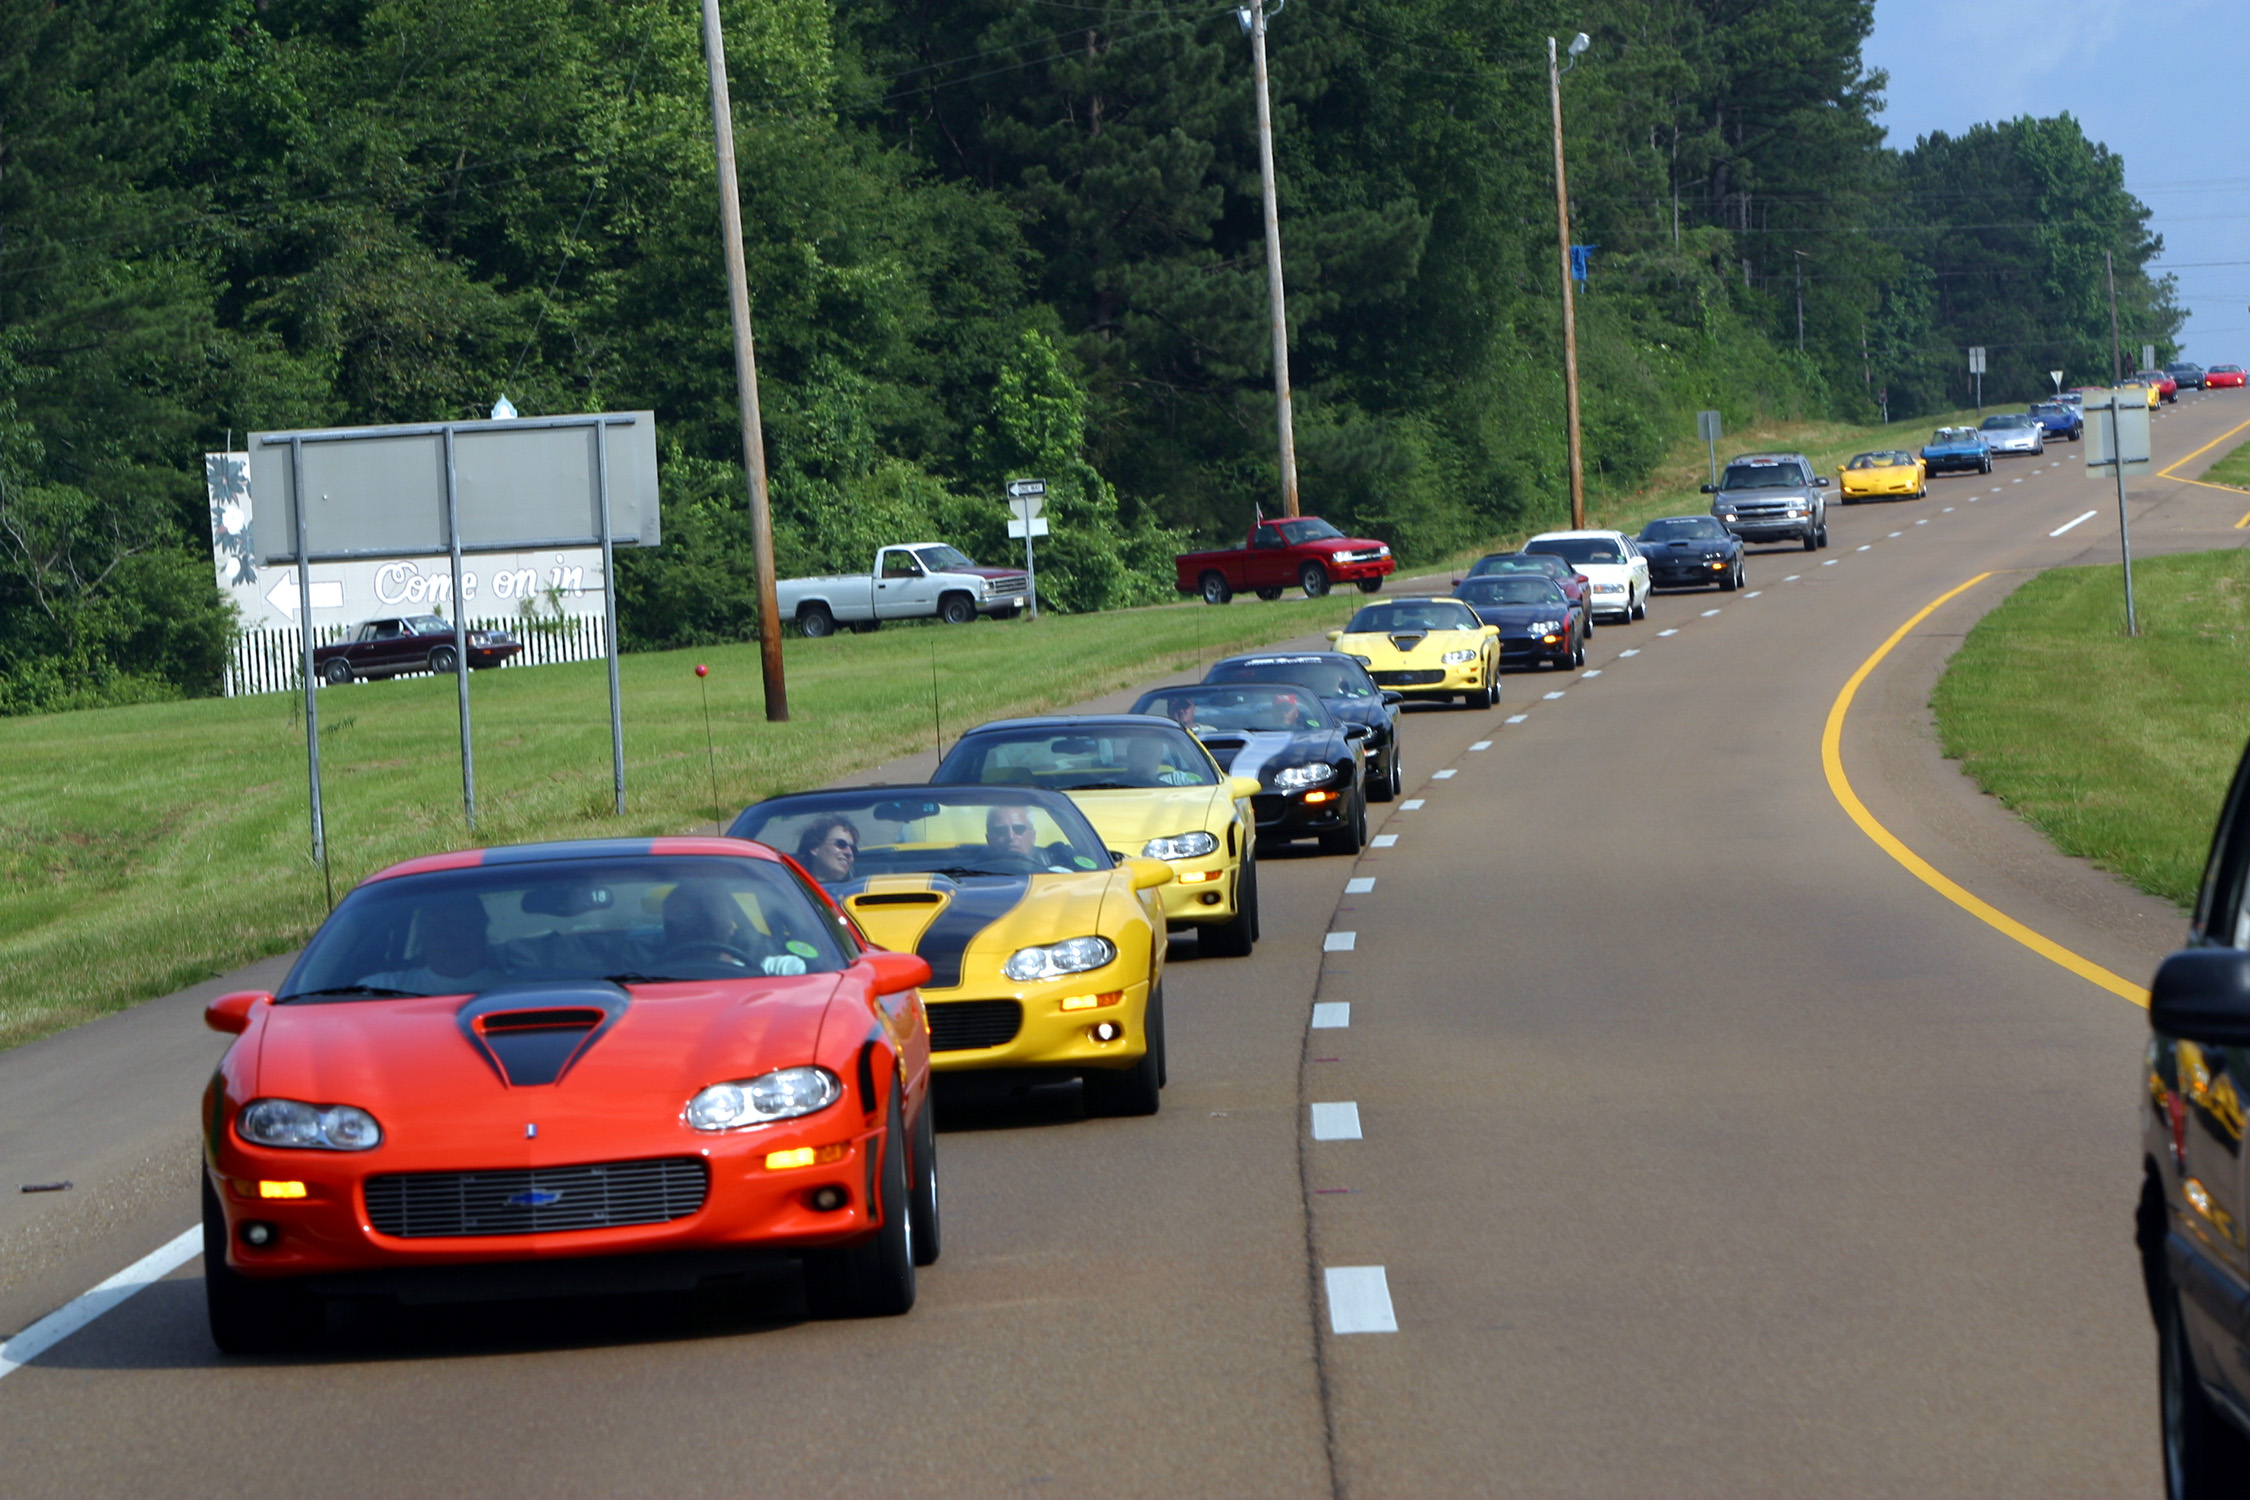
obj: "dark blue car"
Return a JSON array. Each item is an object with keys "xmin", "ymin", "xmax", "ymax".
[
  {"xmin": 2029, "ymin": 402, "xmax": 2083, "ymax": 442},
  {"xmin": 1921, "ymin": 426, "xmax": 1992, "ymax": 476}
]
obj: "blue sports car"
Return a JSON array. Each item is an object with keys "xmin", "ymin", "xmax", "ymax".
[
  {"xmin": 2029, "ymin": 402, "xmax": 2083, "ymax": 442},
  {"xmin": 1921, "ymin": 426, "xmax": 1992, "ymax": 476}
]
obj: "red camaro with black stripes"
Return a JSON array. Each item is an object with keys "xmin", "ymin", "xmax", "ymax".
[{"xmin": 198, "ymin": 837, "xmax": 936, "ymax": 1352}]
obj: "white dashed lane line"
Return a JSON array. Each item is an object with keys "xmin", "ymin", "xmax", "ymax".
[
  {"xmin": 1310, "ymin": 1102, "xmax": 1363, "ymax": 1141},
  {"xmin": 0, "ymin": 1227, "xmax": 203, "ymax": 1382},
  {"xmin": 1371, "ymin": 834, "xmax": 1398, "ymax": 848},
  {"xmin": 1699, "ymin": 609, "xmax": 1720, "ymax": 617},
  {"xmin": 1469, "ymin": 740, "xmax": 1492, "ymax": 750},
  {"xmin": 1580, "ymin": 669, "xmax": 1601, "ymax": 678},
  {"xmin": 1943, "ymin": 507, "xmax": 1954, "ymax": 513},
  {"xmin": 1430, "ymin": 769, "xmax": 1456, "ymax": 780},
  {"xmin": 1323, "ymin": 931, "xmax": 1357, "ymax": 952},
  {"xmin": 2051, "ymin": 509, "xmax": 2099, "ymax": 537},
  {"xmin": 1311, "ymin": 1001, "xmax": 1351, "ymax": 1028},
  {"xmin": 1505, "ymin": 714, "xmax": 1527, "ymax": 724},
  {"xmin": 1744, "ymin": 591, "xmax": 1761, "ymax": 598},
  {"xmin": 1857, "ymin": 545, "xmax": 1872, "ymax": 552},
  {"xmin": 1822, "ymin": 559, "xmax": 1838, "ymax": 566},
  {"xmin": 1915, "ymin": 519, "xmax": 1928, "ymax": 525},
  {"xmin": 1657, "ymin": 628, "xmax": 1678, "ymax": 637},
  {"xmin": 1400, "ymin": 798, "xmax": 1425, "ymax": 810},
  {"xmin": 1888, "ymin": 532, "xmax": 1901, "ymax": 538},
  {"xmin": 1542, "ymin": 691, "xmax": 1566, "ymax": 700},
  {"xmin": 1325, "ymin": 1266, "xmax": 1399, "ymax": 1334},
  {"xmin": 1344, "ymin": 877, "xmax": 1375, "ymax": 894}
]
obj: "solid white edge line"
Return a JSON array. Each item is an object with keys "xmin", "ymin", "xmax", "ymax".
[
  {"xmin": 1309, "ymin": 1101, "xmax": 1364, "ymax": 1141},
  {"xmin": 1310, "ymin": 1001, "xmax": 1351, "ymax": 1028},
  {"xmin": 1323, "ymin": 931, "xmax": 1357, "ymax": 951},
  {"xmin": 2050, "ymin": 509, "xmax": 2099, "ymax": 537},
  {"xmin": 1325, "ymin": 1266, "xmax": 1398, "ymax": 1334},
  {"xmin": 0, "ymin": 1225, "xmax": 202, "ymax": 1381}
]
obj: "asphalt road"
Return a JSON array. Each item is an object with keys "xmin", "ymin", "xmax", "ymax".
[{"xmin": 3, "ymin": 393, "xmax": 2246, "ymax": 1496}]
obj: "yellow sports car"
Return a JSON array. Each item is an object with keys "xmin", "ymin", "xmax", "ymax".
[
  {"xmin": 931, "ymin": 716, "xmax": 1262, "ymax": 957},
  {"xmin": 1328, "ymin": 595, "xmax": 1501, "ymax": 709},
  {"xmin": 729, "ymin": 784, "xmax": 1176, "ymax": 1114},
  {"xmin": 1838, "ymin": 449, "xmax": 1927, "ymax": 503},
  {"xmin": 2118, "ymin": 379, "xmax": 2161, "ymax": 411}
]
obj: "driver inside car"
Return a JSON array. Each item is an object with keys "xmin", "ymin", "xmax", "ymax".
[
  {"xmin": 985, "ymin": 804, "xmax": 1075, "ymax": 872},
  {"xmin": 662, "ymin": 880, "xmax": 807, "ymax": 975}
]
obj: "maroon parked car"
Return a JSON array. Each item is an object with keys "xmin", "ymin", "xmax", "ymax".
[
  {"xmin": 313, "ymin": 615, "xmax": 521, "ymax": 685},
  {"xmin": 1456, "ymin": 553, "xmax": 1595, "ymax": 640}
]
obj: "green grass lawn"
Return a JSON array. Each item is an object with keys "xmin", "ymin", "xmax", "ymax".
[
  {"xmin": 1933, "ymin": 549, "xmax": 2250, "ymax": 910},
  {"xmin": 2201, "ymin": 431, "xmax": 2250, "ymax": 489},
  {"xmin": 0, "ymin": 599, "xmax": 1358, "ymax": 1050}
]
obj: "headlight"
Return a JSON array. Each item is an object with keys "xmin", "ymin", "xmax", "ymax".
[
  {"xmin": 1144, "ymin": 831, "xmax": 1219, "ymax": 860},
  {"xmin": 1376, "ymin": 544, "xmax": 1391, "ymax": 557},
  {"xmin": 1273, "ymin": 762, "xmax": 1335, "ymax": 789},
  {"xmin": 1350, "ymin": 654, "xmax": 1372, "ymax": 666},
  {"xmin": 1003, "ymin": 935, "xmax": 1117, "ymax": 982},
  {"xmin": 1440, "ymin": 648, "xmax": 1478, "ymax": 664},
  {"xmin": 236, "ymin": 1098, "xmax": 384, "ymax": 1151},
  {"xmin": 1592, "ymin": 582, "xmax": 1624, "ymax": 594},
  {"xmin": 685, "ymin": 1066, "xmax": 843, "ymax": 1131},
  {"xmin": 1528, "ymin": 619, "xmax": 1561, "ymax": 634}
]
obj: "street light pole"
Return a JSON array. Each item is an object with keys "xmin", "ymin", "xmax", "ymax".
[
  {"xmin": 700, "ymin": 0, "xmax": 788, "ymax": 722},
  {"xmin": 1245, "ymin": 0, "xmax": 1300, "ymax": 518},
  {"xmin": 1548, "ymin": 34, "xmax": 1588, "ymax": 530}
]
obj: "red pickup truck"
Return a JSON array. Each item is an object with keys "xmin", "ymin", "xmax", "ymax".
[{"xmin": 1175, "ymin": 517, "xmax": 1396, "ymax": 604}]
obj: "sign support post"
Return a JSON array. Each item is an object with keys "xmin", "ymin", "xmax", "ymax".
[
  {"xmin": 2085, "ymin": 388, "xmax": 2149, "ymax": 638},
  {"xmin": 1696, "ymin": 410, "xmax": 1722, "ymax": 489},
  {"xmin": 2112, "ymin": 397, "xmax": 2138, "ymax": 638},
  {"xmin": 288, "ymin": 437, "xmax": 330, "ymax": 906},
  {"xmin": 1969, "ymin": 346, "xmax": 1985, "ymax": 414},
  {"xmin": 1007, "ymin": 479, "xmax": 1048, "ymax": 621},
  {"xmin": 595, "ymin": 420, "xmax": 626, "ymax": 814},
  {"xmin": 441, "ymin": 426, "xmax": 477, "ymax": 831}
]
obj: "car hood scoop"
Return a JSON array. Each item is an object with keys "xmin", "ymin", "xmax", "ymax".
[
  {"xmin": 457, "ymin": 983, "xmax": 629, "ymax": 1086},
  {"xmin": 1386, "ymin": 632, "xmax": 1427, "ymax": 651}
]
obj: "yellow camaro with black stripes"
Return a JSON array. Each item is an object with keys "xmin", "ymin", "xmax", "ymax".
[{"xmin": 730, "ymin": 785, "xmax": 1175, "ymax": 1115}]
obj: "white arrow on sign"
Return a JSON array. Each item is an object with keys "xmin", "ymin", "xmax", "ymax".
[
  {"xmin": 1006, "ymin": 478, "xmax": 1047, "ymax": 499},
  {"xmin": 266, "ymin": 572, "xmax": 344, "ymax": 618}
]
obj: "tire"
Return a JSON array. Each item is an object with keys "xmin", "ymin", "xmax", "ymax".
[
  {"xmin": 798, "ymin": 603, "xmax": 837, "ymax": 638},
  {"xmin": 428, "ymin": 645, "xmax": 459, "ymax": 674},
  {"xmin": 1367, "ymin": 743, "xmax": 1396, "ymax": 802},
  {"xmin": 802, "ymin": 1094, "xmax": 915, "ymax": 1317},
  {"xmin": 2160, "ymin": 1288, "xmax": 2250, "ymax": 1498},
  {"xmin": 937, "ymin": 593, "xmax": 976, "ymax": 625},
  {"xmin": 1573, "ymin": 633, "xmax": 1588, "ymax": 668},
  {"xmin": 1299, "ymin": 562, "xmax": 1331, "ymax": 598},
  {"xmin": 320, "ymin": 658, "xmax": 352, "ymax": 686},
  {"xmin": 1720, "ymin": 562, "xmax": 1740, "ymax": 592},
  {"xmin": 1202, "ymin": 856, "xmax": 1257, "ymax": 957},
  {"xmin": 1386, "ymin": 748, "xmax": 1403, "ymax": 801},
  {"xmin": 1841, "ymin": 494, "xmax": 1859, "ymax": 505},
  {"xmin": 1981, "ymin": 457, "xmax": 1993, "ymax": 475},
  {"xmin": 1199, "ymin": 571, "xmax": 1233, "ymax": 606},
  {"xmin": 1083, "ymin": 986, "xmax": 1163, "ymax": 1117},
  {"xmin": 1630, "ymin": 591, "xmax": 1647, "ymax": 621},
  {"xmin": 1801, "ymin": 527, "xmax": 1818, "ymax": 552},
  {"xmin": 908, "ymin": 1093, "xmax": 940, "ymax": 1267},
  {"xmin": 1318, "ymin": 785, "xmax": 1366, "ymax": 855},
  {"xmin": 1255, "ymin": 586, "xmax": 1284, "ymax": 601},
  {"xmin": 1816, "ymin": 522, "xmax": 1830, "ymax": 549},
  {"xmin": 203, "ymin": 1176, "xmax": 319, "ymax": 1355},
  {"xmin": 1355, "ymin": 577, "xmax": 1383, "ymax": 594}
]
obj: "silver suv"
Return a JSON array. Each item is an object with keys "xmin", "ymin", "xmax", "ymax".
[{"xmin": 1702, "ymin": 452, "xmax": 1829, "ymax": 552}]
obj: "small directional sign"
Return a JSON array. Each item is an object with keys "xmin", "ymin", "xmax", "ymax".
[
  {"xmin": 2050, "ymin": 369, "xmax": 2064, "ymax": 391},
  {"xmin": 1006, "ymin": 478, "xmax": 1046, "ymax": 499},
  {"xmin": 1967, "ymin": 346, "xmax": 1986, "ymax": 374},
  {"xmin": 1695, "ymin": 410, "xmax": 1722, "ymax": 443},
  {"xmin": 1006, "ymin": 517, "xmax": 1050, "ymax": 538}
]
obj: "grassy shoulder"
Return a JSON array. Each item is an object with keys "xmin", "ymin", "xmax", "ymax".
[
  {"xmin": 0, "ymin": 599, "xmax": 1356, "ymax": 1050},
  {"xmin": 1933, "ymin": 549, "xmax": 2250, "ymax": 909},
  {"xmin": 2202, "ymin": 431, "xmax": 2250, "ymax": 489}
]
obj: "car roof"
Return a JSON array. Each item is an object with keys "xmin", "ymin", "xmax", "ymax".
[
  {"xmin": 369, "ymin": 836, "xmax": 780, "ymax": 884},
  {"xmin": 1523, "ymin": 529, "xmax": 1628, "ymax": 542},
  {"xmin": 1721, "ymin": 452, "xmax": 1811, "ymax": 465},
  {"xmin": 954, "ymin": 713, "xmax": 1193, "ymax": 735}
]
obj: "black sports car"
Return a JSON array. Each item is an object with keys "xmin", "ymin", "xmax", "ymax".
[
  {"xmin": 1460, "ymin": 552, "xmax": 1594, "ymax": 639},
  {"xmin": 1636, "ymin": 515, "xmax": 1745, "ymax": 592},
  {"xmin": 1451, "ymin": 575, "xmax": 1585, "ymax": 670},
  {"xmin": 1129, "ymin": 683, "xmax": 1370, "ymax": 855},
  {"xmin": 1203, "ymin": 651, "xmax": 1405, "ymax": 801}
]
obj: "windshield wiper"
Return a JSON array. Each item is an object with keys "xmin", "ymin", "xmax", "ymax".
[
  {"xmin": 1066, "ymin": 780, "xmax": 1145, "ymax": 790},
  {"xmin": 280, "ymin": 985, "xmax": 421, "ymax": 1001},
  {"xmin": 927, "ymin": 866, "xmax": 1024, "ymax": 881},
  {"xmin": 602, "ymin": 971, "xmax": 694, "ymax": 985}
]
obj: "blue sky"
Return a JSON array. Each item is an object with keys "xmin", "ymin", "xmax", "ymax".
[{"xmin": 1863, "ymin": 0, "xmax": 2248, "ymax": 365}]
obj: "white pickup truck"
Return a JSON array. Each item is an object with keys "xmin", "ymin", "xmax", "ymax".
[{"xmin": 777, "ymin": 543, "xmax": 1031, "ymax": 637}]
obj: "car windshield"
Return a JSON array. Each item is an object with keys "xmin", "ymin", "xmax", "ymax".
[
  {"xmin": 2217, "ymin": 366, "xmax": 2243, "ymax": 375},
  {"xmin": 1276, "ymin": 518, "xmax": 1345, "ymax": 544},
  {"xmin": 2031, "ymin": 404, "xmax": 2066, "ymax": 416},
  {"xmin": 1207, "ymin": 657, "xmax": 1376, "ymax": 699},
  {"xmin": 1345, "ymin": 600, "xmax": 1483, "ymax": 632},
  {"xmin": 1526, "ymin": 537, "xmax": 1625, "ymax": 565},
  {"xmin": 1639, "ymin": 517, "xmax": 1731, "ymax": 539},
  {"xmin": 913, "ymin": 545, "xmax": 976, "ymax": 572},
  {"xmin": 1929, "ymin": 429, "xmax": 1977, "ymax": 444},
  {"xmin": 1845, "ymin": 452, "xmax": 1910, "ymax": 470},
  {"xmin": 731, "ymin": 787, "xmax": 1111, "ymax": 883},
  {"xmin": 933, "ymin": 722, "xmax": 1218, "ymax": 790},
  {"xmin": 1132, "ymin": 685, "xmax": 1330, "ymax": 735},
  {"xmin": 1981, "ymin": 415, "xmax": 2031, "ymax": 429},
  {"xmin": 279, "ymin": 855, "xmax": 851, "ymax": 997},
  {"xmin": 1718, "ymin": 463, "xmax": 1804, "ymax": 489},
  {"xmin": 1467, "ymin": 554, "xmax": 1568, "ymax": 579},
  {"xmin": 407, "ymin": 615, "xmax": 449, "ymax": 633},
  {"xmin": 1456, "ymin": 576, "xmax": 1567, "ymax": 607}
]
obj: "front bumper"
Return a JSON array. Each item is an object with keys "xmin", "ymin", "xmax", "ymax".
[
  {"xmin": 924, "ymin": 976, "xmax": 1152, "ymax": 1074},
  {"xmin": 1370, "ymin": 660, "xmax": 1490, "ymax": 699},
  {"xmin": 1251, "ymin": 783, "xmax": 1355, "ymax": 840},
  {"xmin": 1646, "ymin": 558, "xmax": 1732, "ymax": 587},
  {"xmin": 1715, "ymin": 510, "xmax": 1813, "ymax": 542},
  {"xmin": 1497, "ymin": 631, "xmax": 1572, "ymax": 666},
  {"xmin": 1924, "ymin": 454, "xmax": 1984, "ymax": 473},
  {"xmin": 1326, "ymin": 554, "xmax": 1396, "ymax": 583}
]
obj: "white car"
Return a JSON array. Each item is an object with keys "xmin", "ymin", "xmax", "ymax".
[
  {"xmin": 1523, "ymin": 530, "xmax": 1651, "ymax": 623},
  {"xmin": 1977, "ymin": 413, "xmax": 2046, "ymax": 457}
]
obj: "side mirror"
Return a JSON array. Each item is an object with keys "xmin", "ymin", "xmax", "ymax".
[
  {"xmin": 1699, "ymin": 483, "xmax": 1715, "ymax": 494},
  {"xmin": 2150, "ymin": 950, "xmax": 2250, "ymax": 1044},
  {"xmin": 1449, "ymin": 577, "xmax": 1463, "ymax": 587},
  {"xmin": 860, "ymin": 951, "xmax": 933, "ymax": 996},
  {"xmin": 1228, "ymin": 776, "xmax": 1263, "ymax": 801},
  {"xmin": 1123, "ymin": 857, "xmax": 1175, "ymax": 891},
  {"xmin": 1814, "ymin": 477, "xmax": 1830, "ymax": 488},
  {"xmin": 1325, "ymin": 630, "xmax": 1342, "ymax": 643},
  {"xmin": 1343, "ymin": 723, "xmax": 1372, "ymax": 741},
  {"xmin": 1380, "ymin": 691, "xmax": 1404, "ymax": 707},
  {"xmin": 205, "ymin": 990, "xmax": 270, "ymax": 1034}
]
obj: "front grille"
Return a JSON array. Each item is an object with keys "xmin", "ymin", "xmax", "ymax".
[
  {"xmin": 928, "ymin": 999, "xmax": 1022, "ymax": 1052},
  {"xmin": 1372, "ymin": 669, "xmax": 1444, "ymax": 686},
  {"xmin": 365, "ymin": 1157, "xmax": 708, "ymax": 1239},
  {"xmin": 983, "ymin": 577, "xmax": 1029, "ymax": 599}
]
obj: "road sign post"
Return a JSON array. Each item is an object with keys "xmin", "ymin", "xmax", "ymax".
[
  {"xmin": 2083, "ymin": 388, "xmax": 2151, "ymax": 636},
  {"xmin": 1695, "ymin": 410, "xmax": 1722, "ymax": 489},
  {"xmin": 1968, "ymin": 346, "xmax": 1986, "ymax": 414},
  {"xmin": 2142, "ymin": 343, "xmax": 2157, "ymax": 373},
  {"xmin": 1007, "ymin": 479, "xmax": 1047, "ymax": 621}
]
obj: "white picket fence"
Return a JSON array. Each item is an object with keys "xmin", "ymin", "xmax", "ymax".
[{"xmin": 225, "ymin": 615, "xmax": 611, "ymax": 697}]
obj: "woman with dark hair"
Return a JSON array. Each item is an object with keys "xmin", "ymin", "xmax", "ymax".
[{"xmin": 793, "ymin": 814, "xmax": 859, "ymax": 886}]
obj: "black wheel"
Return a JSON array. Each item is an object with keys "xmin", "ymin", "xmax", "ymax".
[
  {"xmin": 203, "ymin": 1176, "xmax": 320, "ymax": 1355},
  {"xmin": 937, "ymin": 592, "xmax": 976, "ymax": 625},
  {"xmin": 1719, "ymin": 563, "xmax": 1739, "ymax": 592},
  {"xmin": 1801, "ymin": 527, "xmax": 1818, "ymax": 552},
  {"xmin": 428, "ymin": 644, "xmax": 459, "ymax": 673},
  {"xmin": 1630, "ymin": 592, "xmax": 1647, "ymax": 621},
  {"xmin": 908, "ymin": 1093, "xmax": 940, "ymax": 1267},
  {"xmin": 1572, "ymin": 633, "xmax": 1587, "ymax": 668},
  {"xmin": 1981, "ymin": 456, "xmax": 1993, "ymax": 475},
  {"xmin": 1581, "ymin": 607, "xmax": 1593, "ymax": 636},
  {"xmin": 1367, "ymin": 742, "xmax": 1396, "ymax": 801},
  {"xmin": 1817, "ymin": 522, "xmax": 1830, "ymax": 549},
  {"xmin": 1841, "ymin": 495, "xmax": 1859, "ymax": 505},
  {"xmin": 1386, "ymin": 748, "xmax": 1403, "ymax": 800},
  {"xmin": 320, "ymin": 658, "xmax": 352, "ymax": 686},
  {"xmin": 798, "ymin": 603, "xmax": 837, "ymax": 638},
  {"xmin": 2161, "ymin": 1288, "xmax": 2250, "ymax": 1498},
  {"xmin": 1318, "ymin": 785, "xmax": 1366, "ymax": 855},
  {"xmin": 1255, "ymin": 586, "xmax": 1284, "ymax": 601},
  {"xmin": 1299, "ymin": 562, "xmax": 1331, "ymax": 598},
  {"xmin": 1083, "ymin": 986, "xmax": 1163, "ymax": 1117},
  {"xmin": 802, "ymin": 1094, "xmax": 915, "ymax": 1317},
  {"xmin": 1202, "ymin": 857, "xmax": 1256, "ymax": 957},
  {"xmin": 1199, "ymin": 571, "xmax": 1233, "ymax": 606},
  {"xmin": 1355, "ymin": 577, "xmax": 1383, "ymax": 594}
]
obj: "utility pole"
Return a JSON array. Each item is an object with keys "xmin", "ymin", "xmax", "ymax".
[
  {"xmin": 1548, "ymin": 33, "xmax": 1589, "ymax": 530},
  {"xmin": 1793, "ymin": 249, "xmax": 1808, "ymax": 353},
  {"xmin": 1243, "ymin": 0, "xmax": 1300, "ymax": 518},
  {"xmin": 2106, "ymin": 249, "xmax": 2124, "ymax": 385},
  {"xmin": 700, "ymin": 0, "xmax": 787, "ymax": 721}
]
